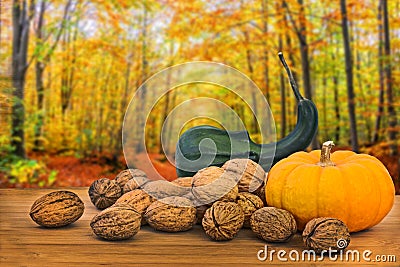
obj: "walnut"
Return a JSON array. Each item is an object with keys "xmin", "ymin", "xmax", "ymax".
[
  {"xmin": 171, "ymin": 177, "xmax": 193, "ymax": 187},
  {"xmin": 302, "ymin": 218, "xmax": 350, "ymax": 253},
  {"xmin": 90, "ymin": 205, "xmax": 141, "ymax": 240},
  {"xmin": 171, "ymin": 177, "xmax": 197, "ymax": 202},
  {"xmin": 195, "ymin": 205, "xmax": 208, "ymax": 225},
  {"xmin": 202, "ymin": 201, "xmax": 244, "ymax": 241},
  {"xmin": 255, "ymin": 180, "xmax": 267, "ymax": 206},
  {"xmin": 29, "ymin": 191, "xmax": 84, "ymax": 228},
  {"xmin": 88, "ymin": 178, "xmax": 122, "ymax": 209},
  {"xmin": 114, "ymin": 189, "xmax": 155, "ymax": 224},
  {"xmin": 222, "ymin": 158, "xmax": 265, "ymax": 193},
  {"xmin": 250, "ymin": 207, "xmax": 297, "ymax": 242},
  {"xmin": 115, "ymin": 169, "xmax": 148, "ymax": 192},
  {"xmin": 236, "ymin": 192, "xmax": 264, "ymax": 228},
  {"xmin": 144, "ymin": 196, "xmax": 196, "ymax": 232},
  {"xmin": 123, "ymin": 176, "xmax": 149, "ymax": 194},
  {"xmin": 142, "ymin": 180, "xmax": 191, "ymax": 200},
  {"xmin": 192, "ymin": 166, "xmax": 238, "ymax": 206}
]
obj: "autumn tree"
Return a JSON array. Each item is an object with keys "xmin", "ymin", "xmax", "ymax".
[
  {"xmin": 276, "ymin": 1, "xmax": 286, "ymax": 139},
  {"xmin": 136, "ymin": 5, "xmax": 149, "ymax": 153},
  {"xmin": 382, "ymin": 0, "xmax": 398, "ymax": 156},
  {"xmin": 373, "ymin": 0, "xmax": 385, "ymax": 143},
  {"xmin": 33, "ymin": 0, "xmax": 72, "ymax": 150},
  {"xmin": 340, "ymin": 0, "xmax": 359, "ymax": 152},
  {"xmin": 283, "ymin": 0, "xmax": 319, "ymax": 149},
  {"xmin": 4, "ymin": 0, "xmax": 400, "ymax": 173},
  {"xmin": 11, "ymin": 0, "xmax": 35, "ymax": 158}
]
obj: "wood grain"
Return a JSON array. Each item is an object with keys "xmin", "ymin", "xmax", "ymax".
[{"xmin": 0, "ymin": 188, "xmax": 399, "ymax": 266}]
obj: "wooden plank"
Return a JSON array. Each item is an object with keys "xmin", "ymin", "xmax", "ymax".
[{"xmin": 0, "ymin": 188, "xmax": 399, "ymax": 266}]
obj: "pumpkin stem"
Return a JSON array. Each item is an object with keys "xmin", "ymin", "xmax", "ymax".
[{"xmin": 318, "ymin": 141, "xmax": 336, "ymax": 167}]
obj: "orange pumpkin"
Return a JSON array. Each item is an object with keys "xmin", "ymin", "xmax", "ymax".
[{"xmin": 266, "ymin": 141, "xmax": 395, "ymax": 232}]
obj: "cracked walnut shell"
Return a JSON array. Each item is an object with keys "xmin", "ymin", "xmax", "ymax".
[
  {"xmin": 144, "ymin": 196, "xmax": 196, "ymax": 232},
  {"xmin": 250, "ymin": 207, "xmax": 297, "ymax": 242},
  {"xmin": 202, "ymin": 201, "xmax": 244, "ymax": 241},
  {"xmin": 88, "ymin": 178, "xmax": 122, "ymax": 209},
  {"xmin": 302, "ymin": 217, "xmax": 350, "ymax": 253}
]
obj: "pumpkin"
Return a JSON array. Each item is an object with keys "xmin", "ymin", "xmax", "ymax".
[{"xmin": 266, "ymin": 141, "xmax": 395, "ymax": 232}]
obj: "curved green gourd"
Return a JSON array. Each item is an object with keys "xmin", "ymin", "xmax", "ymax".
[{"xmin": 175, "ymin": 53, "xmax": 318, "ymax": 177}]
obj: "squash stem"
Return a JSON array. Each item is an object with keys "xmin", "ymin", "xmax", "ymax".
[
  {"xmin": 318, "ymin": 141, "xmax": 336, "ymax": 167},
  {"xmin": 278, "ymin": 52, "xmax": 304, "ymax": 101}
]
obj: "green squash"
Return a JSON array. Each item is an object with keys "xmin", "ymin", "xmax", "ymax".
[{"xmin": 175, "ymin": 53, "xmax": 318, "ymax": 177}]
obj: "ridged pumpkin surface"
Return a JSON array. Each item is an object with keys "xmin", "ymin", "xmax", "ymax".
[{"xmin": 266, "ymin": 149, "xmax": 395, "ymax": 232}]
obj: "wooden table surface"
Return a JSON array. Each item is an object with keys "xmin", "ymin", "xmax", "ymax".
[{"xmin": 0, "ymin": 188, "xmax": 399, "ymax": 266}]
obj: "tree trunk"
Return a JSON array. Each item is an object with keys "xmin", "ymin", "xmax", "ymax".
[
  {"xmin": 33, "ymin": 0, "xmax": 45, "ymax": 150},
  {"xmin": 373, "ymin": 0, "xmax": 385, "ymax": 143},
  {"xmin": 60, "ymin": 12, "xmax": 76, "ymax": 116},
  {"xmin": 352, "ymin": 23, "xmax": 372, "ymax": 144},
  {"xmin": 330, "ymin": 37, "xmax": 341, "ymax": 143},
  {"xmin": 166, "ymin": 89, "xmax": 177, "ymax": 157},
  {"xmin": 298, "ymin": 47, "xmax": 313, "ymax": 100},
  {"xmin": 278, "ymin": 19, "xmax": 286, "ymax": 139},
  {"xmin": 298, "ymin": 0, "xmax": 319, "ymax": 149},
  {"xmin": 382, "ymin": 0, "xmax": 398, "ymax": 155},
  {"xmin": 243, "ymin": 30, "xmax": 259, "ymax": 136},
  {"xmin": 11, "ymin": 0, "xmax": 35, "ymax": 159},
  {"xmin": 34, "ymin": 60, "xmax": 45, "ymax": 150},
  {"xmin": 340, "ymin": 0, "xmax": 359, "ymax": 152},
  {"xmin": 159, "ymin": 92, "xmax": 171, "ymax": 154},
  {"xmin": 159, "ymin": 52, "xmax": 173, "ymax": 154},
  {"xmin": 284, "ymin": 0, "xmax": 319, "ymax": 149},
  {"xmin": 333, "ymin": 74, "xmax": 341, "ymax": 143},
  {"xmin": 114, "ymin": 51, "xmax": 134, "ymax": 162},
  {"xmin": 96, "ymin": 61, "xmax": 114, "ymax": 154},
  {"xmin": 322, "ymin": 74, "xmax": 327, "ymax": 141},
  {"xmin": 136, "ymin": 7, "xmax": 149, "ymax": 153},
  {"xmin": 259, "ymin": 0, "xmax": 275, "ymax": 139},
  {"xmin": 261, "ymin": 0, "xmax": 270, "ymax": 102},
  {"xmin": 34, "ymin": 0, "xmax": 71, "ymax": 150},
  {"xmin": 297, "ymin": 0, "xmax": 312, "ymax": 101}
]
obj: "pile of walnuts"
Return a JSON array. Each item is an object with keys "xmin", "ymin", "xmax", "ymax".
[
  {"xmin": 85, "ymin": 158, "xmax": 271, "ymax": 241},
  {"xmin": 29, "ymin": 158, "xmax": 351, "ymax": 253}
]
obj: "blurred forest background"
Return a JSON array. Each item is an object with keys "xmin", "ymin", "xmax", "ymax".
[{"xmin": 0, "ymin": 0, "xmax": 399, "ymax": 192}]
